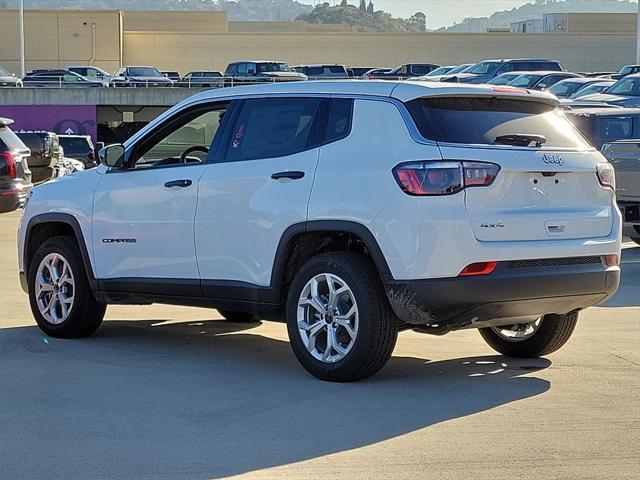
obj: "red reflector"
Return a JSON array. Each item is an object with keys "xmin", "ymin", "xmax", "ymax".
[
  {"xmin": 603, "ymin": 255, "xmax": 619, "ymax": 267},
  {"xmin": 0, "ymin": 152, "xmax": 16, "ymax": 178},
  {"xmin": 459, "ymin": 262, "xmax": 497, "ymax": 276}
]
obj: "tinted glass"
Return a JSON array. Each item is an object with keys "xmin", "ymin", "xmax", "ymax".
[
  {"xmin": 411, "ymin": 65, "xmax": 431, "ymax": 75},
  {"xmin": 225, "ymin": 98, "xmax": 322, "ymax": 162},
  {"xmin": 487, "ymin": 74, "xmax": 518, "ymax": 85},
  {"xmin": 426, "ymin": 67, "xmax": 451, "ymax": 76},
  {"xmin": 307, "ymin": 66, "xmax": 324, "ymax": 76},
  {"xmin": 467, "ymin": 62, "xmax": 501, "ymax": 75},
  {"xmin": 325, "ymin": 99, "xmax": 353, "ymax": 143},
  {"xmin": 203, "ymin": 72, "xmax": 222, "ymax": 78},
  {"xmin": 608, "ymin": 77, "xmax": 640, "ymax": 96},
  {"xmin": 599, "ymin": 117, "xmax": 633, "ymax": 140},
  {"xmin": 572, "ymin": 83, "xmax": 612, "ymax": 98},
  {"xmin": 256, "ymin": 63, "xmax": 291, "ymax": 73},
  {"xmin": 407, "ymin": 97, "xmax": 588, "ymax": 148},
  {"xmin": 226, "ymin": 64, "xmax": 237, "ymax": 74},
  {"xmin": 59, "ymin": 137, "xmax": 91, "ymax": 154},
  {"xmin": 328, "ymin": 66, "xmax": 347, "ymax": 74},
  {"xmin": 447, "ymin": 64, "xmax": 472, "ymax": 74},
  {"xmin": 549, "ymin": 80, "xmax": 582, "ymax": 96},
  {"xmin": 128, "ymin": 67, "xmax": 162, "ymax": 77},
  {"xmin": 509, "ymin": 74, "xmax": 543, "ymax": 87},
  {"xmin": 236, "ymin": 63, "xmax": 248, "ymax": 74},
  {"xmin": 0, "ymin": 127, "xmax": 28, "ymax": 151}
]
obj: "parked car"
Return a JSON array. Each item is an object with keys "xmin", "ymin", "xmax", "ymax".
[
  {"xmin": 66, "ymin": 65, "xmax": 113, "ymax": 84},
  {"xmin": 15, "ymin": 131, "xmax": 60, "ymax": 184},
  {"xmin": 179, "ymin": 71, "xmax": 224, "ymax": 88},
  {"xmin": 0, "ymin": 66, "xmax": 22, "ymax": 87},
  {"xmin": 559, "ymin": 101, "xmax": 622, "ymax": 111},
  {"xmin": 360, "ymin": 68, "xmax": 392, "ymax": 79},
  {"xmin": 602, "ymin": 141, "xmax": 640, "ymax": 245},
  {"xmin": 432, "ymin": 63, "xmax": 475, "ymax": 82},
  {"xmin": 578, "ymin": 71, "xmax": 615, "ymax": 78},
  {"xmin": 612, "ymin": 65, "xmax": 640, "ymax": 80},
  {"xmin": 421, "ymin": 66, "xmax": 455, "ymax": 77},
  {"xmin": 579, "ymin": 74, "xmax": 640, "ymax": 108},
  {"xmin": 454, "ymin": 58, "xmax": 563, "ymax": 84},
  {"xmin": 18, "ymin": 81, "xmax": 620, "ymax": 382},
  {"xmin": 162, "ymin": 71, "xmax": 181, "ymax": 82},
  {"xmin": 57, "ymin": 135, "xmax": 96, "ymax": 168},
  {"xmin": 293, "ymin": 64, "xmax": 350, "ymax": 79},
  {"xmin": 21, "ymin": 70, "xmax": 105, "ymax": 88},
  {"xmin": 111, "ymin": 66, "xmax": 174, "ymax": 87},
  {"xmin": 57, "ymin": 146, "xmax": 85, "ymax": 175},
  {"xmin": 547, "ymin": 77, "xmax": 610, "ymax": 98},
  {"xmin": 486, "ymin": 71, "xmax": 529, "ymax": 86},
  {"xmin": 506, "ymin": 71, "xmax": 581, "ymax": 91},
  {"xmin": 0, "ymin": 118, "xmax": 32, "ymax": 213},
  {"xmin": 373, "ymin": 63, "xmax": 440, "ymax": 80},
  {"xmin": 570, "ymin": 80, "xmax": 616, "ymax": 99},
  {"xmin": 564, "ymin": 108, "xmax": 640, "ymax": 149},
  {"xmin": 347, "ymin": 67, "xmax": 383, "ymax": 77},
  {"xmin": 224, "ymin": 61, "xmax": 307, "ymax": 84}
]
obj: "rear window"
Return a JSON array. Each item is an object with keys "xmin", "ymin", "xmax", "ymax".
[
  {"xmin": 0, "ymin": 127, "xmax": 28, "ymax": 151},
  {"xmin": 59, "ymin": 137, "xmax": 92, "ymax": 154},
  {"xmin": 306, "ymin": 66, "xmax": 324, "ymax": 76},
  {"xmin": 406, "ymin": 97, "xmax": 589, "ymax": 149},
  {"xmin": 599, "ymin": 117, "xmax": 634, "ymax": 140}
]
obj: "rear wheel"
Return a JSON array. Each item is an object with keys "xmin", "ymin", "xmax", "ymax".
[
  {"xmin": 286, "ymin": 252, "xmax": 398, "ymax": 382},
  {"xmin": 478, "ymin": 312, "xmax": 578, "ymax": 358},
  {"xmin": 28, "ymin": 236, "xmax": 106, "ymax": 338},
  {"xmin": 217, "ymin": 309, "xmax": 259, "ymax": 323}
]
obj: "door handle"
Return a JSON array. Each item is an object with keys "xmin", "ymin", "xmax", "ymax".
[
  {"xmin": 164, "ymin": 179, "xmax": 192, "ymax": 188},
  {"xmin": 271, "ymin": 171, "xmax": 305, "ymax": 180}
]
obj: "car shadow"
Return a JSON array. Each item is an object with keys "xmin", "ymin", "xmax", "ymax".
[
  {"xmin": 0, "ymin": 319, "xmax": 551, "ymax": 480},
  {"xmin": 601, "ymin": 244, "xmax": 640, "ymax": 308}
]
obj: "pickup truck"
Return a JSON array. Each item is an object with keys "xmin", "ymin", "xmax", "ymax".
[{"xmin": 602, "ymin": 141, "xmax": 640, "ymax": 244}]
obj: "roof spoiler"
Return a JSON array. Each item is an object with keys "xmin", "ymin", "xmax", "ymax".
[{"xmin": 0, "ymin": 117, "xmax": 15, "ymax": 127}]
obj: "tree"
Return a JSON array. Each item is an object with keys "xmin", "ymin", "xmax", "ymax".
[
  {"xmin": 359, "ymin": 0, "xmax": 366, "ymax": 12},
  {"xmin": 367, "ymin": 1, "xmax": 374, "ymax": 14},
  {"xmin": 409, "ymin": 12, "xmax": 426, "ymax": 31},
  {"xmin": 340, "ymin": 0, "xmax": 348, "ymax": 6}
]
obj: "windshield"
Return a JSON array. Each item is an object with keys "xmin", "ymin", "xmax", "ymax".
[
  {"xmin": 548, "ymin": 80, "xmax": 583, "ymax": 97},
  {"xmin": 509, "ymin": 74, "xmax": 543, "ymax": 88},
  {"xmin": 127, "ymin": 67, "xmax": 163, "ymax": 77},
  {"xmin": 0, "ymin": 67, "xmax": 10, "ymax": 76},
  {"xmin": 487, "ymin": 74, "xmax": 518, "ymax": 85},
  {"xmin": 257, "ymin": 63, "xmax": 291, "ymax": 73},
  {"xmin": 446, "ymin": 64, "xmax": 472, "ymax": 75},
  {"xmin": 571, "ymin": 83, "xmax": 612, "ymax": 98},
  {"xmin": 466, "ymin": 61, "xmax": 501, "ymax": 75},
  {"xmin": 425, "ymin": 67, "xmax": 452, "ymax": 76},
  {"xmin": 606, "ymin": 77, "xmax": 640, "ymax": 96},
  {"xmin": 619, "ymin": 66, "xmax": 633, "ymax": 75}
]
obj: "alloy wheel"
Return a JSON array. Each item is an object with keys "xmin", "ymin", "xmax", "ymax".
[{"xmin": 35, "ymin": 253, "xmax": 75, "ymax": 325}]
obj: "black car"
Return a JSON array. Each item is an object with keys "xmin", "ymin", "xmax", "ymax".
[
  {"xmin": 507, "ymin": 71, "xmax": 582, "ymax": 91},
  {"xmin": 162, "ymin": 71, "xmax": 181, "ymax": 82},
  {"xmin": 0, "ymin": 66, "xmax": 22, "ymax": 87},
  {"xmin": 21, "ymin": 69, "xmax": 105, "ymax": 88},
  {"xmin": 0, "ymin": 118, "xmax": 32, "ymax": 213},
  {"xmin": 16, "ymin": 132, "xmax": 61, "ymax": 184},
  {"xmin": 375, "ymin": 63, "xmax": 440, "ymax": 80},
  {"xmin": 224, "ymin": 61, "xmax": 307, "ymax": 85},
  {"xmin": 179, "ymin": 71, "xmax": 224, "ymax": 88},
  {"xmin": 293, "ymin": 64, "xmax": 350, "ymax": 79},
  {"xmin": 58, "ymin": 134, "xmax": 96, "ymax": 168},
  {"xmin": 111, "ymin": 66, "xmax": 174, "ymax": 87},
  {"xmin": 564, "ymin": 108, "xmax": 640, "ymax": 150}
]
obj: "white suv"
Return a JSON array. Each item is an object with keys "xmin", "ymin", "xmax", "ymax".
[{"xmin": 17, "ymin": 81, "xmax": 622, "ymax": 382}]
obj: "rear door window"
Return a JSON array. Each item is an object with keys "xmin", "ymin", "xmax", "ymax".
[
  {"xmin": 599, "ymin": 117, "xmax": 633, "ymax": 140},
  {"xmin": 406, "ymin": 97, "xmax": 589, "ymax": 149},
  {"xmin": 223, "ymin": 98, "xmax": 325, "ymax": 162},
  {"xmin": 325, "ymin": 99, "xmax": 353, "ymax": 143}
]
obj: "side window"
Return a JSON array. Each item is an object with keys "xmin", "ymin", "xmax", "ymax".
[
  {"xmin": 131, "ymin": 103, "xmax": 229, "ymax": 169},
  {"xmin": 226, "ymin": 64, "xmax": 237, "ymax": 75},
  {"xmin": 411, "ymin": 65, "xmax": 430, "ymax": 76},
  {"xmin": 236, "ymin": 63, "xmax": 248, "ymax": 75},
  {"xmin": 325, "ymin": 99, "xmax": 353, "ymax": 143},
  {"xmin": 223, "ymin": 97, "xmax": 324, "ymax": 162},
  {"xmin": 599, "ymin": 117, "xmax": 633, "ymax": 140}
]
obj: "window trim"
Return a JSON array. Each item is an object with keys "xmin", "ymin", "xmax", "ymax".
[{"xmin": 118, "ymin": 100, "xmax": 234, "ymax": 171}]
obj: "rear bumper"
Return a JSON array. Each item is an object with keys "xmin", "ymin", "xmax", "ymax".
[{"xmin": 384, "ymin": 260, "xmax": 620, "ymax": 330}]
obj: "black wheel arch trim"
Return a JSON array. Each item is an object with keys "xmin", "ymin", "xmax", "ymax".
[{"xmin": 24, "ymin": 213, "xmax": 98, "ymax": 292}]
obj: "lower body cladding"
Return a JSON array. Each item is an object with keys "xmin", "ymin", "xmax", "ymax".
[{"xmin": 384, "ymin": 257, "xmax": 620, "ymax": 335}]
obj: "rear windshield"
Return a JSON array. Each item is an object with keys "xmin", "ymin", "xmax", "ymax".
[
  {"xmin": 406, "ymin": 97, "xmax": 589, "ymax": 149},
  {"xmin": 59, "ymin": 137, "xmax": 92, "ymax": 154},
  {"xmin": 0, "ymin": 127, "xmax": 28, "ymax": 151}
]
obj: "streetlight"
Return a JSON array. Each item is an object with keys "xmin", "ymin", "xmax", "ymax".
[
  {"xmin": 19, "ymin": 0, "xmax": 25, "ymax": 77},
  {"xmin": 637, "ymin": 0, "xmax": 640, "ymax": 64}
]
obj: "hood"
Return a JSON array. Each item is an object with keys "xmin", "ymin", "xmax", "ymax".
[{"xmin": 579, "ymin": 93, "xmax": 640, "ymax": 106}]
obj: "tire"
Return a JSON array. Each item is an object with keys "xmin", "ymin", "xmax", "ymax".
[
  {"xmin": 27, "ymin": 236, "xmax": 106, "ymax": 338},
  {"xmin": 286, "ymin": 252, "xmax": 398, "ymax": 382},
  {"xmin": 478, "ymin": 311, "xmax": 579, "ymax": 358},
  {"xmin": 218, "ymin": 309, "xmax": 259, "ymax": 323}
]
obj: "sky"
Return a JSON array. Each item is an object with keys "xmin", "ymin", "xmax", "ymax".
[{"xmin": 316, "ymin": 1, "xmax": 532, "ymax": 28}]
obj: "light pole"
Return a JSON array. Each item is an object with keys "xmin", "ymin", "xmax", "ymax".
[
  {"xmin": 19, "ymin": 0, "xmax": 25, "ymax": 77},
  {"xmin": 636, "ymin": 0, "xmax": 640, "ymax": 64}
]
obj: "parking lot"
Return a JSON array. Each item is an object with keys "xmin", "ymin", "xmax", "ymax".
[{"xmin": 0, "ymin": 209, "xmax": 639, "ymax": 479}]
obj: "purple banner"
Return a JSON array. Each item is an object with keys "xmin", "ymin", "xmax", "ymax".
[{"xmin": 0, "ymin": 105, "xmax": 97, "ymax": 141}]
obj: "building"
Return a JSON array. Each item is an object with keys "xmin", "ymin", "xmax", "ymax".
[
  {"xmin": 510, "ymin": 19, "xmax": 544, "ymax": 34},
  {"xmin": 544, "ymin": 12, "xmax": 637, "ymax": 34}
]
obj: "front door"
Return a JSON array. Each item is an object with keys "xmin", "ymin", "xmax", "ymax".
[{"xmin": 93, "ymin": 102, "xmax": 230, "ymax": 291}]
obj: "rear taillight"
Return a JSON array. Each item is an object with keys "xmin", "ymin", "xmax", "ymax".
[
  {"xmin": 392, "ymin": 161, "xmax": 500, "ymax": 196},
  {"xmin": 596, "ymin": 163, "xmax": 615, "ymax": 190},
  {"xmin": 0, "ymin": 152, "xmax": 17, "ymax": 178},
  {"xmin": 603, "ymin": 254, "xmax": 619, "ymax": 267}
]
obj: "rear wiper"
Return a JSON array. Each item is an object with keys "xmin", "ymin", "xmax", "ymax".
[{"xmin": 495, "ymin": 134, "xmax": 547, "ymax": 147}]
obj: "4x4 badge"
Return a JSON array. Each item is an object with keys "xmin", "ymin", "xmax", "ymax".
[{"xmin": 542, "ymin": 154, "xmax": 564, "ymax": 166}]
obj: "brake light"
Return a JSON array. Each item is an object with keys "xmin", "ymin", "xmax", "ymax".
[
  {"xmin": 0, "ymin": 152, "xmax": 17, "ymax": 178},
  {"xmin": 596, "ymin": 163, "xmax": 615, "ymax": 190},
  {"xmin": 603, "ymin": 254, "xmax": 619, "ymax": 267},
  {"xmin": 459, "ymin": 262, "xmax": 497, "ymax": 276},
  {"xmin": 392, "ymin": 161, "xmax": 500, "ymax": 196},
  {"xmin": 491, "ymin": 87, "xmax": 530, "ymax": 94}
]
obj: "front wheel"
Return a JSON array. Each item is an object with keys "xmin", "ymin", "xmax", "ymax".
[
  {"xmin": 286, "ymin": 252, "xmax": 398, "ymax": 382},
  {"xmin": 478, "ymin": 312, "xmax": 578, "ymax": 358}
]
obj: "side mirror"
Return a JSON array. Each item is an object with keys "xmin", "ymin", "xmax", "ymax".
[{"xmin": 98, "ymin": 144, "xmax": 125, "ymax": 168}]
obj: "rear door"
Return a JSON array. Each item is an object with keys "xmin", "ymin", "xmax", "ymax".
[{"xmin": 414, "ymin": 96, "xmax": 614, "ymax": 242}]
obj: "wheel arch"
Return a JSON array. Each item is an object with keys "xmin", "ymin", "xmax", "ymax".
[{"xmin": 24, "ymin": 213, "xmax": 98, "ymax": 293}]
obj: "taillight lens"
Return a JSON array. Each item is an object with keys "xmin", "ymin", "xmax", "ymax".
[
  {"xmin": 393, "ymin": 161, "xmax": 499, "ymax": 196},
  {"xmin": 603, "ymin": 254, "xmax": 619, "ymax": 267},
  {"xmin": 0, "ymin": 152, "xmax": 17, "ymax": 178},
  {"xmin": 596, "ymin": 163, "xmax": 615, "ymax": 190}
]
